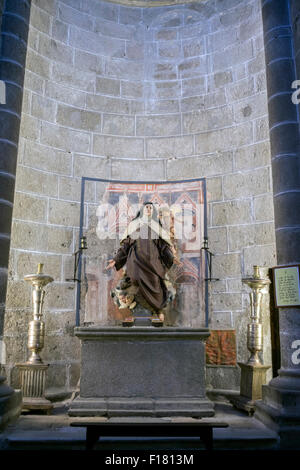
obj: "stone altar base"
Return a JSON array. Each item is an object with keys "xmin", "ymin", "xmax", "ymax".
[{"xmin": 68, "ymin": 327, "xmax": 215, "ymax": 418}]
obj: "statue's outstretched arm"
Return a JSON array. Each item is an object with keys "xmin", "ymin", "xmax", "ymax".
[
  {"xmin": 113, "ymin": 237, "xmax": 132, "ymax": 271},
  {"xmin": 156, "ymin": 239, "xmax": 174, "ymax": 269}
]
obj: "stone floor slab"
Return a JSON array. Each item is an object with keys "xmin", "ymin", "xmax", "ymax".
[{"xmin": 0, "ymin": 401, "xmax": 280, "ymax": 451}]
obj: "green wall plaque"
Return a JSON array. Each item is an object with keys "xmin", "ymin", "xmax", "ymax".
[{"xmin": 273, "ymin": 265, "xmax": 300, "ymax": 308}]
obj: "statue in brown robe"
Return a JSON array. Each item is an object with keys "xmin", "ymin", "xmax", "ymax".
[{"xmin": 106, "ymin": 202, "xmax": 175, "ymax": 322}]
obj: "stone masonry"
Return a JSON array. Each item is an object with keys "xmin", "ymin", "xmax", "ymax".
[
  {"xmin": 2, "ymin": 0, "xmax": 276, "ymax": 397},
  {"xmin": 0, "ymin": 0, "xmax": 31, "ymax": 427}
]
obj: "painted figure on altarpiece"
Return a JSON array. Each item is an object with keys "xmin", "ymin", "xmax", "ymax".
[{"xmin": 105, "ymin": 202, "xmax": 177, "ymax": 325}]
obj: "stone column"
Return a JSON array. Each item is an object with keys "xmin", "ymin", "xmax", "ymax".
[
  {"xmin": 255, "ymin": 0, "xmax": 300, "ymax": 449},
  {"xmin": 0, "ymin": 0, "xmax": 31, "ymax": 428},
  {"xmin": 0, "ymin": 1, "xmax": 4, "ymax": 29},
  {"xmin": 291, "ymin": 0, "xmax": 300, "ymax": 82}
]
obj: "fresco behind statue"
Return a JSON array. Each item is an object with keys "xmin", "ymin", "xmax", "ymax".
[{"xmin": 78, "ymin": 178, "xmax": 207, "ymax": 327}]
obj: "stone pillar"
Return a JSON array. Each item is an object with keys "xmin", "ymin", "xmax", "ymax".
[
  {"xmin": 0, "ymin": 0, "xmax": 4, "ymax": 30},
  {"xmin": 255, "ymin": 0, "xmax": 300, "ymax": 448},
  {"xmin": 291, "ymin": 0, "xmax": 300, "ymax": 81},
  {"xmin": 0, "ymin": 0, "xmax": 31, "ymax": 428}
]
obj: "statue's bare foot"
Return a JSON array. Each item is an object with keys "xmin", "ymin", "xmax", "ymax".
[
  {"xmin": 158, "ymin": 312, "xmax": 164, "ymax": 322},
  {"xmin": 152, "ymin": 312, "xmax": 164, "ymax": 326}
]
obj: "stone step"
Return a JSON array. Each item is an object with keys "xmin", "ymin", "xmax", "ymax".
[
  {"xmin": 0, "ymin": 402, "xmax": 280, "ymax": 451},
  {"xmin": 0, "ymin": 424, "xmax": 278, "ymax": 451}
]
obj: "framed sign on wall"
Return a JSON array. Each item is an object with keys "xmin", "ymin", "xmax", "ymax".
[{"xmin": 272, "ymin": 265, "xmax": 300, "ymax": 308}]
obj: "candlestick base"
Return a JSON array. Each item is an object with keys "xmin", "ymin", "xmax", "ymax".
[
  {"xmin": 229, "ymin": 362, "xmax": 270, "ymax": 415},
  {"xmin": 17, "ymin": 363, "xmax": 53, "ymax": 414}
]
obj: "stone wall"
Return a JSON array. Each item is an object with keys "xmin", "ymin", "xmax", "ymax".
[
  {"xmin": 3, "ymin": 0, "xmax": 276, "ymax": 397},
  {"xmin": 0, "ymin": 0, "xmax": 31, "ymax": 378}
]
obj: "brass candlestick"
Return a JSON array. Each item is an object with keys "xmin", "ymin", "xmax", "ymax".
[
  {"xmin": 17, "ymin": 264, "xmax": 54, "ymax": 413},
  {"xmin": 243, "ymin": 265, "xmax": 271, "ymax": 366},
  {"xmin": 25, "ymin": 263, "xmax": 53, "ymax": 364},
  {"xmin": 229, "ymin": 266, "xmax": 271, "ymax": 415}
]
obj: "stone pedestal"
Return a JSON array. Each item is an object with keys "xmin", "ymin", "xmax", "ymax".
[
  {"xmin": 124, "ymin": 304, "xmax": 152, "ymax": 327},
  {"xmin": 229, "ymin": 363, "xmax": 270, "ymax": 415},
  {"xmin": 254, "ymin": 369, "xmax": 300, "ymax": 449},
  {"xmin": 68, "ymin": 327, "xmax": 214, "ymax": 418},
  {"xmin": 0, "ymin": 376, "xmax": 22, "ymax": 430},
  {"xmin": 17, "ymin": 363, "xmax": 53, "ymax": 414}
]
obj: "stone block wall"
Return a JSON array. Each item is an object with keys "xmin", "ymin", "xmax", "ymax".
[
  {"xmin": 0, "ymin": 0, "xmax": 31, "ymax": 380},
  {"xmin": 3, "ymin": 0, "xmax": 276, "ymax": 396}
]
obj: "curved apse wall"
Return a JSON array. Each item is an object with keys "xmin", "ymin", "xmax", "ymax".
[{"xmin": 4, "ymin": 0, "xmax": 276, "ymax": 395}]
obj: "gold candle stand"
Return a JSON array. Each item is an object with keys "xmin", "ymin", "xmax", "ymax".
[
  {"xmin": 17, "ymin": 264, "xmax": 54, "ymax": 413},
  {"xmin": 229, "ymin": 266, "xmax": 271, "ymax": 415}
]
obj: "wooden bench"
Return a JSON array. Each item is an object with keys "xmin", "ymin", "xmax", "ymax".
[{"xmin": 70, "ymin": 421, "xmax": 229, "ymax": 451}]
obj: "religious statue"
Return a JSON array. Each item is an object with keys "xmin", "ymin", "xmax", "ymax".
[{"xmin": 105, "ymin": 202, "xmax": 177, "ymax": 326}]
